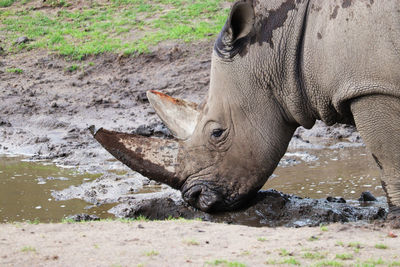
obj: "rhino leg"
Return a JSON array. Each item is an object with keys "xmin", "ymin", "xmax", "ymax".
[{"xmin": 351, "ymin": 94, "xmax": 400, "ymax": 228}]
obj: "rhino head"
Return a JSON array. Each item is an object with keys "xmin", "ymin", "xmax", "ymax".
[{"xmin": 92, "ymin": 0, "xmax": 304, "ymax": 212}]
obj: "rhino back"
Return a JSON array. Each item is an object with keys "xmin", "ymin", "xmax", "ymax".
[{"xmin": 302, "ymin": 0, "xmax": 400, "ymax": 124}]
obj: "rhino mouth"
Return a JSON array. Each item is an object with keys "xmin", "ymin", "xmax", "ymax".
[{"xmin": 181, "ymin": 179, "xmax": 250, "ymax": 212}]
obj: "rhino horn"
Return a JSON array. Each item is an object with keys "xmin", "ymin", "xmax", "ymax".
[
  {"xmin": 147, "ymin": 90, "xmax": 199, "ymax": 140},
  {"xmin": 90, "ymin": 126, "xmax": 184, "ymax": 189}
]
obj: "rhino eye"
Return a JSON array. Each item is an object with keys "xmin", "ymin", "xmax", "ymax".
[{"xmin": 211, "ymin": 129, "xmax": 224, "ymax": 138}]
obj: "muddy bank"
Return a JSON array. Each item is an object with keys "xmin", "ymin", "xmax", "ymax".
[{"xmin": 105, "ymin": 189, "xmax": 387, "ymax": 227}]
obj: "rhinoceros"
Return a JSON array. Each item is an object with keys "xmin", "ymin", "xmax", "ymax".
[{"xmin": 91, "ymin": 0, "xmax": 400, "ymax": 226}]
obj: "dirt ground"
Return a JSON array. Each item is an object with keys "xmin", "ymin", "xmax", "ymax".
[{"xmin": 0, "ymin": 221, "xmax": 399, "ymax": 267}]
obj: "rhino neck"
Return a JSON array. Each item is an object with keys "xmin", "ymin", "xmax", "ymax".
[{"xmin": 251, "ymin": 0, "xmax": 317, "ymax": 129}]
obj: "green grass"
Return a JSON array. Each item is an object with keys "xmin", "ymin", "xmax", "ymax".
[
  {"xmin": 26, "ymin": 218, "xmax": 40, "ymax": 224},
  {"xmin": 0, "ymin": 0, "xmax": 16, "ymax": 7},
  {"xmin": 257, "ymin": 237, "xmax": 267, "ymax": 242},
  {"xmin": 205, "ymin": 259, "xmax": 246, "ymax": 267},
  {"xmin": 184, "ymin": 239, "xmax": 199, "ymax": 246},
  {"xmin": 315, "ymin": 260, "xmax": 343, "ymax": 267},
  {"xmin": 279, "ymin": 249, "xmax": 291, "ymax": 256},
  {"xmin": 6, "ymin": 67, "xmax": 23, "ymax": 74},
  {"xmin": 281, "ymin": 257, "xmax": 300, "ymax": 265},
  {"xmin": 0, "ymin": 0, "xmax": 234, "ymax": 59},
  {"xmin": 302, "ymin": 252, "xmax": 325, "ymax": 260},
  {"xmin": 335, "ymin": 253, "xmax": 353, "ymax": 260},
  {"xmin": 59, "ymin": 216, "xmax": 203, "ymax": 224},
  {"xmin": 374, "ymin": 243, "xmax": 388, "ymax": 249},
  {"xmin": 66, "ymin": 64, "xmax": 79, "ymax": 72},
  {"xmin": 21, "ymin": 246, "xmax": 36, "ymax": 252},
  {"xmin": 356, "ymin": 258, "xmax": 385, "ymax": 267},
  {"xmin": 308, "ymin": 236, "xmax": 319, "ymax": 241},
  {"xmin": 144, "ymin": 250, "xmax": 159, "ymax": 256},
  {"xmin": 320, "ymin": 225, "xmax": 328, "ymax": 232}
]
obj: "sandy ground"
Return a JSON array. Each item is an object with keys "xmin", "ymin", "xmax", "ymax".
[{"xmin": 0, "ymin": 221, "xmax": 399, "ymax": 267}]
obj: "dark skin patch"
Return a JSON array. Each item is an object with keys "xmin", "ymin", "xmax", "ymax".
[
  {"xmin": 342, "ymin": 0, "xmax": 352, "ymax": 8},
  {"xmin": 254, "ymin": 0, "xmax": 296, "ymax": 49},
  {"xmin": 317, "ymin": 32, "xmax": 322, "ymax": 39},
  {"xmin": 330, "ymin": 5, "xmax": 339, "ymax": 20}
]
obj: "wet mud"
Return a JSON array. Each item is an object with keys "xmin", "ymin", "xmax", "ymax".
[
  {"xmin": 0, "ymin": 40, "xmax": 385, "ymax": 226},
  {"xmin": 108, "ymin": 189, "xmax": 387, "ymax": 227}
]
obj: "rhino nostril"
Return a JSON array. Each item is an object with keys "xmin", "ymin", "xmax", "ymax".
[
  {"xmin": 183, "ymin": 185, "xmax": 202, "ymax": 205},
  {"xmin": 198, "ymin": 193, "xmax": 220, "ymax": 212}
]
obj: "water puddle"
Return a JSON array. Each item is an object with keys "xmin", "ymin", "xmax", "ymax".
[
  {"xmin": 0, "ymin": 146, "xmax": 385, "ymax": 223},
  {"xmin": 0, "ymin": 156, "xmax": 112, "ymax": 223},
  {"xmin": 266, "ymin": 146, "xmax": 384, "ymax": 200}
]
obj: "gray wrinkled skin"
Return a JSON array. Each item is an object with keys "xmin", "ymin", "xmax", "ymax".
[{"xmin": 178, "ymin": 0, "xmax": 400, "ymax": 219}]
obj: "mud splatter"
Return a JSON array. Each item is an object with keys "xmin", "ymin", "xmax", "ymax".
[
  {"xmin": 342, "ymin": 0, "xmax": 352, "ymax": 8},
  {"xmin": 330, "ymin": 5, "xmax": 339, "ymax": 20}
]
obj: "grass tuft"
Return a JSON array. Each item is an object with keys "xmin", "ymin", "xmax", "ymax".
[
  {"xmin": 335, "ymin": 253, "xmax": 353, "ymax": 260},
  {"xmin": 21, "ymin": 246, "xmax": 36, "ymax": 252},
  {"xmin": 144, "ymin": 250, "xmax": 159, "ymax": 257},
  {"xmin": 302, "ymin": 252, "xmax": 325, "ymax": 260},
  {"xmin": 6, "ymin": 67, "xmax": 23, "ymax": 74},
  {"xmin": 206, "ymin": 259, "xmax": 246, "ymax": 267},
  {"xmin": 374, "ymin": 243, "xmax": 388, "ymax": 249},
  {"xmin": 281, "ymin": 257, "xmax": 300, "ymax": 265}
]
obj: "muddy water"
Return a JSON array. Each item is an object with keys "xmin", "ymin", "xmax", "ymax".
[
  {"xmin": 0, "ymin": 146, "xmax": 385, "ymax": 223},
  {"xmin": 266, "ymin": 147, "xmax": 384, "ymax": 200},
  {"xmin": 0, "ymin": 156, "xmax": 114, "ymax": 223}
]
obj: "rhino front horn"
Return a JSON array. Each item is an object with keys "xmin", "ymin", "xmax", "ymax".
[{"xmin": 90, "ymin": 127, "xmax": 184, "ymax": 189}]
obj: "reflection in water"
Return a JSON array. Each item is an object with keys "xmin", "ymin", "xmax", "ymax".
[
  {"xmin": 0, "ymin": 156, "xmax": 111, "ymax": 223},
  {"xmin": 265, "ymin": 147, "xmax": 384, "ymax": 200}
]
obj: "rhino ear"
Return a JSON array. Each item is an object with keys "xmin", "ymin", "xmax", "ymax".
[
  {"xmin": 215, "ymin": 1, "xmax": 255, "ymax": 59},
  {"xmin": 147, "ymin": 90, "xmax": 199, "ymax": 140}
]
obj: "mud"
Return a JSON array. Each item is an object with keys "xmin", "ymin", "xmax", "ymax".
[
  {"xmin": 108, "ymin": 189, "xmax": 387, "ymax": 227},
  {"xmin": 1, "ymin": 39, "xmax": 380, "ymax": 226}
]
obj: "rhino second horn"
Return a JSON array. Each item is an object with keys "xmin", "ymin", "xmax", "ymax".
[
  {"xmin": 147, "ymin": 90, "xmax": 199, "ymax": 140},
  {"xmin": 91, "ymin": 127, "xmax": 184, "ymax": 189}
]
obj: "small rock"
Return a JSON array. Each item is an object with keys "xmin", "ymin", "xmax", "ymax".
[
  {"xmin": 136, "ymin": 92, "xmax": 148, "ymax": 103},
  {"xmin": 35, "ymin": 136, "xmax": 50, "ymax": 143},
  {"xmin": 15, "ymin": 36, "xmax": 30, "ymax": 45},
  {"xmin": 0, "ymin": 119, "xmax": 12, "ymax": 127},
  {"xmin": 135, "ymin": 125, "xmax": 153, "ymax": 136},
  {"xmin": 358, "ymin": 191, "xmax": 377, "ymax": 202}
]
